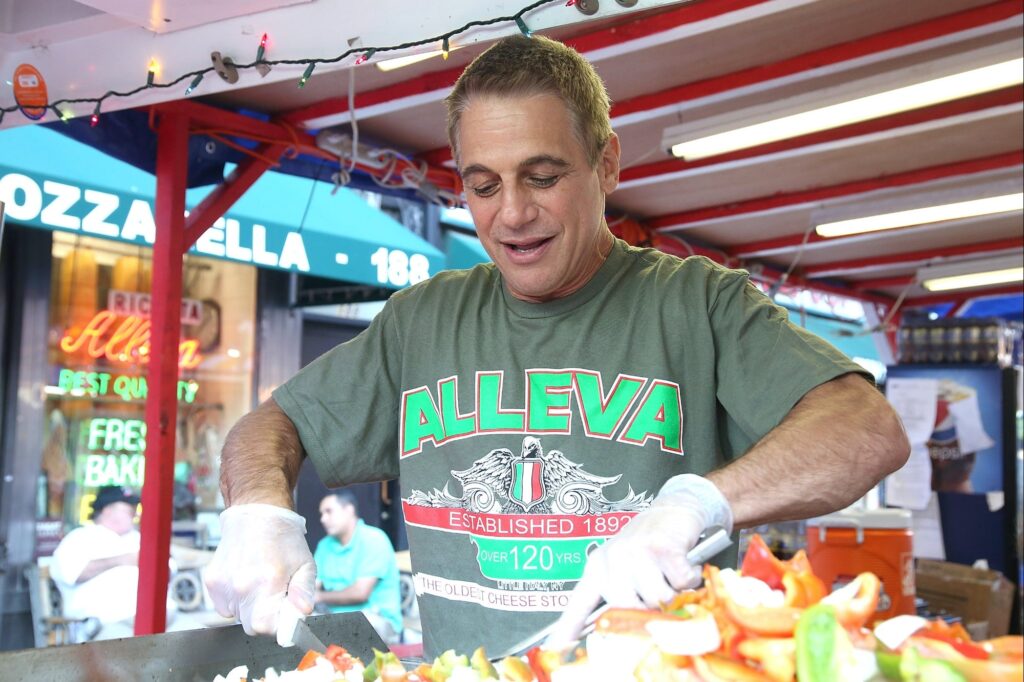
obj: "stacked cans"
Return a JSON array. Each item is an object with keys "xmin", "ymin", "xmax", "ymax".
[{"xmin": 897, "ymin": 318, "xmax": 1020, "ymax": 366}]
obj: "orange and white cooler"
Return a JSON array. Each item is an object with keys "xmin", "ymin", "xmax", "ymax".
[{"xmin": 806, "ymin": 508, "xmax": 915, "ymax": 620}]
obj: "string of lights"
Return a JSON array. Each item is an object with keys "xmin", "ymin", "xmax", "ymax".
[{"xmin": 0, "ymin": 0, "xmax": 569, "ymax": 126}]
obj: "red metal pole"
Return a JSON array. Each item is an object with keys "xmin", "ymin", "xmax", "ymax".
[{"xmin": 136, "ymin": 109, "xmax": 190, "ymax": 635}]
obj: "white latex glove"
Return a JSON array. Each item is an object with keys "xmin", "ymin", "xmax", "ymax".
[
  {"xmin": 204, "ymin": 503, "xmax": 317, "ymax": 636},
  {"xmin": 547, "ymin": 474, "xmax": 733, "ymax": 646}
]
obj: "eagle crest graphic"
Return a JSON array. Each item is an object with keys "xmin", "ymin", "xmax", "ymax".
[{"xmin": 404, "ymin": 436, "xmax": 651, "ymax": 514}]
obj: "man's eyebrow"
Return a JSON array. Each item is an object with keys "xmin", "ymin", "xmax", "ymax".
[
  {"xmin": 459, "ymin": 163, "xmax": 492, "ymax": 179},
  {"xmin": 520, "ymin": 155, "xmax": 571, "ymax": 170},
  {"xmin": 459, "ymin": 155, "xmax": 572, "ymax": 179}
]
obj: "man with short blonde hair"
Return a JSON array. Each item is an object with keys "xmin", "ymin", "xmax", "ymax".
[
  {"xmin": 207, "ymin": 33, "xmax": 909, "ymax": 658},
  {"xmin": 445, "ymin": 35, "xmax": 612, "ymax": 167}
]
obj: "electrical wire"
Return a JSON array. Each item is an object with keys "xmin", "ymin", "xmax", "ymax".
[
  {"xmin": 0, "ymin": 0, "xmax": 563, "ymax": 121},
  {"xmin": 768, "ymin": 222, "xmax": 816, "ymax": 299},
  {"xmin": 347, "ymin": 66, "xmax": 359, "ymax": 175}
]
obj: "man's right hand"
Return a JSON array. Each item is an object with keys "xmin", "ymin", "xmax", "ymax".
[{"xmin": 205, "ymin": 503, "xmax": 317, "ymax": 636}]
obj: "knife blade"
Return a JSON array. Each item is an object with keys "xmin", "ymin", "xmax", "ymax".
[
  {"xmin": 277, "ymin": 602, "xmax": 328, "ymax": 654},
  {"xmin": 290, "ymin": 616, "xmax": 328, "ymax": 654}
]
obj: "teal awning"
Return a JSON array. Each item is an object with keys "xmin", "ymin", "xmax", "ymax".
[
  {"xmin": 787, "ymin": 310, "xmax": 880, "ymax": 362},
  {"xmin": 0, "ymin": 126, "xmax": 445, "ymax": 288},
  {"xmin": 444, "ymin": 230, "xmax": 491, "ymax": 270}
]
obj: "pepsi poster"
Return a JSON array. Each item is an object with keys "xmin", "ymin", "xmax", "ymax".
[{"xmin": 887, "ymin": 365, "xmax": 1006, "ymax": 493}]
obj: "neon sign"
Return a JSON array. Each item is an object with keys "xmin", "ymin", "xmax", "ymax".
[
  {"xmin": 87, "ymin": 418, "xmax": 146, "ymax": 452},
  {"xmin": 57, "ymin": 368, "xmax": 199, "ymax": 403},
  {"xmin": 107, "ymin": 290, "xmax": 203, "ymax": 325},
  {"xmin": 60, "ymin": 311, "xmax": 203, "ymax": 369},
  {"xmin": 81, "ymin": 454, "xmax": 145, "ymax": 488}
]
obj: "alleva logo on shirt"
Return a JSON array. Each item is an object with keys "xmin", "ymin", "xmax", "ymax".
[{"xmin": 400, "ymin": 369, "xmax": 683, "ymax": 457}]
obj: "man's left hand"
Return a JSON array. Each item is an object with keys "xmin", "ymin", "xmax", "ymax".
[{"xmin": 546, "ymin": 474, "xmax": 732, "ymax": 646}]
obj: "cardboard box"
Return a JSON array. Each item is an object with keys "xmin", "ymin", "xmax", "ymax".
[{"xmin": 915, "ymin": 559, "xmax": 1016, "ymax": 639}]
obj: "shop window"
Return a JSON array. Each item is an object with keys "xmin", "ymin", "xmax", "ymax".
[{"xmin": 37, "ymin": 234, "xmax": 256, "ymax": 549}]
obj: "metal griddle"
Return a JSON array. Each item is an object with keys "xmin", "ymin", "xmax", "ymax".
[{"xmin": 0, "ymin": 612, "xmax": 388, "ymax": 681}]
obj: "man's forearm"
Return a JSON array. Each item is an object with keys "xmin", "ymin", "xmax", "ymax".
[
  {"xmin": 76, "ymin": 553, "xmax": 136, "ymax": 583},
  {"xmin": 708, "ymin": 373, "xmax": 910, "ymax": 529},
  {"xmin": 220, "ymin": 398, "xmax": 305, "ymax": 509}
]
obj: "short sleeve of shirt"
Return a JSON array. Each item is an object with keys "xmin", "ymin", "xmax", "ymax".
[
  {"xmin": 51, "ymin": 528, "xmax": 90, "ymax": 586},
  {"xmin": 313, "ymin": 538, "xmax": 329, "ymax": 575},
  {"xmin": 709, "ymin": 268, "xmax": 870, "ymax": 440},
  {"xmin": 356, "ymin": 527, "xmax": 397, "ymax": 580},
  {"xmin": 273, "ymin": 304, "xmax": 403, "ymax": 487}
]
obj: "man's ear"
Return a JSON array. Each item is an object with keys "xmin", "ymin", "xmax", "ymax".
[{"xmin": 599, "ymin": 133, "xmax": 621, "ymax": 194}]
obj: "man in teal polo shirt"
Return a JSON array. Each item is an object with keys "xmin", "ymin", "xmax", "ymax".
[{"xmin": 313, "ymin": 490, "xmax": 403, "ymax": 644}]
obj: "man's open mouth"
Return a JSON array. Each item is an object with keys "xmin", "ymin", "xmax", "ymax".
[{"xmin": 505, "ymin": 237, "xmax": 552, "ymax": 253}]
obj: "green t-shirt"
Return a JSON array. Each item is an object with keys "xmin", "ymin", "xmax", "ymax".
[
  {"xmin": 275, "ymin": 239, "xmax": 865, "ymax": 658},
  {"xmin": 313, "ymin": 520, "xmax": 404, "ymax": 635}
]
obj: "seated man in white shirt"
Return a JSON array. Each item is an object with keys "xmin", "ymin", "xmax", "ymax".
[{"xmin": 50, "ymin": 486, "xmax": 180, "ymax": 640}]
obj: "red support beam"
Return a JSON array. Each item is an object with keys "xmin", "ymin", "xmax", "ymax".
[
  {"xmin": 756, "ymin": 267, "xmax": 895, "ymax": 307},
  {"xmin": 136, "ymin": 110, "xmax": 190, "ymax": 636},
  {"xmin": 182, "ymin": 143, "xmax": 289, "ymax": 249},
  {"xmin": 803, "ymin": 237, "xmax": 1024, "ymax": 278},
  {"xmin": 854, "ymin": 275, "xmax": 915, "ymax": 291},
  {"xmin": 653, "ymin": 152, "xmax": 1023, "ymax": 231},
  {"xmin": 280, "ymin": 0, "xmax": 770, "ymax": 126},
  {"xmin": 612, "ymin": 0, "xmax": 1022, "ymax": 121},
  {"xmin": 904, "ymin": 283, "xmax": 1024, "ymax": 307},
  {"xmin": 724, "ymin": 152, "xmax": 1019, "ymax": 256},
  {"xmin": 154, "ymin": 101, "xmax": 462, "ymax": 198},
  {"xmin": 945, "ymin": 299, "xmax": 972, "ymax": 317},
  {"xmin": 620, "ymin": 87, "xmax": 1021, "ymax": 184}
]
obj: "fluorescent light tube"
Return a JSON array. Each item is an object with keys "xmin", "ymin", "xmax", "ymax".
[
  {"xmin": 918, "ymin": 254, "xmax": 1024, "ymax": 292},
  {"xmin": 668, "ymin": 57, "xmax": 1023, "ymax": 160},
  {"xmin": 921, "ymin": 267, "xmax": 1022, "ymax": 292},
  {"xmin": 815, "ymin": 193, "xmax": 1023, "ymax": 238},
  {"xmin": 376, "ymin": 46, "xmax": 461, "ymax": 72}
]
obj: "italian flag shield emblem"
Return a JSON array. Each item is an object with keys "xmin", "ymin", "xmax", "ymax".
[{"xmin": 509, "ymin": 458, "xmax": 546, "ymax": 511}]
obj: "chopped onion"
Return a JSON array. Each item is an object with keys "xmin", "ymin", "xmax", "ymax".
[
  {"xmin": 645, "ymin": 615, "xmax": 721, "ymax": 656},
  {"xmin": 718, "ymin": 568, "xmax": 785, "ymax": 608},
  {"xmin": 873, "ymin": 615, "xmax": 928, "ymax": 651}
]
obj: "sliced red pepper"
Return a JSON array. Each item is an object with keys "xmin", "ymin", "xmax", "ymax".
[
  {"xmin": 594, "ymin": 607, "xmax": 685, "ymax": 635},
  {"xmin": 296, "ymin": 649, "xmax": 321, "ymax": 671},
  {"xmin": 741, "ymin": 535, "xmax": 787, "ymax": 590},
  {"xmin": 526, "ymin": 647, "xmax": 552, "ymax": 682},
  {"xmin": 694, "ymin": 653, "xmax": 774, "ymax": 681},
  {"xmin": 797, "ymin": 571, "xmax": 827, "ymax": 606},
  {"xmin": 829, "ymin": 573, "xmax": 880, "ymax": 630},
  {"xmin": 723, "ymin": 599, "xmax": 803, "ymax": 637},
  {"xmin": 982, "ymin": 635, "xmax": 1024, "ymax": 660},
  {"xmin": 782, "ymin": 572, "xmax": 808, "ymax": 608},
  {"xmin": 917, "ymin": 631, "xmax": 989, "ymax": 660},
  {"xmin": 781, "ymin": 569, "xmax": 828, "ymax": 609}
]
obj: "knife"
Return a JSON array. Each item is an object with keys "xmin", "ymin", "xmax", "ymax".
[
  {"xmin": 277, "ymin": 603, "xmax": 328, "ymax": 654},
  {"xmin": 496, "ymin": 527, "xmax": 733, "ymax": 659}
]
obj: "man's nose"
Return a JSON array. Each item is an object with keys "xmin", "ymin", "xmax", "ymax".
[{"xmin": 498, "ymin": 185, "xmax": 538, "ymax": 230}]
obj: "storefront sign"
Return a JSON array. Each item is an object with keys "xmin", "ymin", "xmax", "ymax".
[
  {"xmin": 0, "ymin": 166, "xmax": 445, "ymax": 288},
  {"xmin": 108, "ymin": 290, "xmax": 203, "ymax": 325},
  {"xmin": 56, "ymin": 368, "xmax": 199, "ymax": 403},
  {"xmin": 12, "ymin": 64, "xmax": 48, "ymax": 120},
  {"xmin": 60, "ymin": 311, "xmax": 203, "ymax": 369}
]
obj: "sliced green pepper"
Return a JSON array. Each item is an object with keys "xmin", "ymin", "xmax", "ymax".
[
  {"xmin": 876, "ymin": 649, "xmax": 903, "ymax": 681},
  {"xmin": 899, "ymin": 647, "xmax": 967, "ymax": 682},
  {"xmin": 795, "ymin": 604, "xmax": 843, "ymax": 682},
  {"xmin": 470, "ymin": 646, "xmax": 499, "ymax": 680},
  {"xmin": 430, "ymin": 649, "xmax": 471, "ymax": 682}
]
